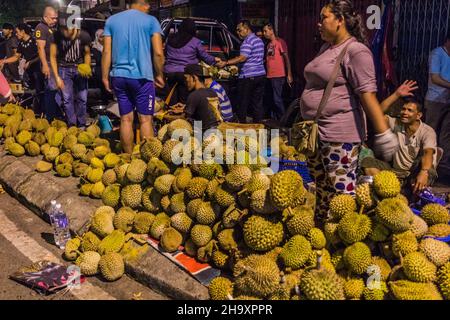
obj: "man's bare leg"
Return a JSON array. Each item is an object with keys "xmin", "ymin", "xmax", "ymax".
[
  {"xmin": 121, "ymin": 112, "xmax": 134, "ymax": 154},
  {"xmin": 138, "ymin": 114, "xmax": 154, "ymax": 139}
]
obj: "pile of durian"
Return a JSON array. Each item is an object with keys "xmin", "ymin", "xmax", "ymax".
[{"xmin": 1, "ymin": 103, "xmax": 449, "ymax": 298}]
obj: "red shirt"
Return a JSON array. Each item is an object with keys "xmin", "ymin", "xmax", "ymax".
[
  {"xmin": 0, "ymin": 71, "xmax": 11, "ymax": 98},
  {"xmin": 266, "ymin": 38, "xmax": 288, "ymax": 78}
]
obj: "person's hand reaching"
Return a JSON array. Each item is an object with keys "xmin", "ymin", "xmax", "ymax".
[{"xmin": 395, "ymin": 80, "xmax": 419, "ymax": 98}]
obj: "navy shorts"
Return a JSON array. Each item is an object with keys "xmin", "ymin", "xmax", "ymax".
[{"xmin": 111, "ymin": 77, "xmax": 155, "ymax": 116}]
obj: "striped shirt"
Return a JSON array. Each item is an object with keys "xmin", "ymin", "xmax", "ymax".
[
  {"xmin": 239, "ymin": 33, "xmax": 266, "ymax": 78},
  {"xmin": 210, "ymin": 81, "xmax": 234, "ymax": 121}
]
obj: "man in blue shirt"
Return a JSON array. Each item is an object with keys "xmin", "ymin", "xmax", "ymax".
[
  {"xmin": 425, "ymin": 31, "xmax": 450, "ymax": 178},
  {"xmin": 217, "ymin": 20, "xmax": 266, "ymax": 123},
  {"xmin": 204, "ymin": 76, "xmax": 234, "ymax": 122},
  {"xmin": 102, "ymin": 0, "xmax": 165, "ymax": 154}
]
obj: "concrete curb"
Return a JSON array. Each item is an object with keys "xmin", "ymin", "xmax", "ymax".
[{"xmin": 0, "ymin": 147, "xmax": 209, "ymax": 300}]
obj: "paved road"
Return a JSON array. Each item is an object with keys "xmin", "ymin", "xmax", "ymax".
[{"xmin": 0, "ymin": 187, "xmax": 168, "ymax": 300}]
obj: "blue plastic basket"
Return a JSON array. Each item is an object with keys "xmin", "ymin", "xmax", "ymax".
[
  {"xmin": 412, "ymin": 208, "xmax": 450, "ymax": 243},
  {"xmin": 271, "ymin": 158, "xmax": 314, "ymax": 185}
]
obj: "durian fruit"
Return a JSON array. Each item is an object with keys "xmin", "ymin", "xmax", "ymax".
[
  {"xmin": 64, "ymin": 238, "xmax": 81, "ymax": 261},
  {"xmin": 337, "ymin": 212, "xmax": 372, "ymax": 244},
  {"xmin": 36, "ymin": 161, "xmax": 53, "ymax": 173},
  {"xmin": 420, "ymin": 204, "xmax": 449, "ymax": 226},
  {"xmin": 217, "ymin": 228, "xmax": 240, "ymax": 252},
  {"xmin": 243, "ymin": 215, "xmax": 283, "ymax": 252},
  {"xmin": 376, "ymin": 197, "xmax": 414, "ymax": 232},
  {"xmin": 154, "ymin": 174, "xmax": 176, "ymax": 196},
  {"xmin": 186, "ymin": 198, "xmax": 202, "ymax": 219},
  {"xmin": 222, "ymin": 205, "xmax": 248, "ymax": 229},
  {"xmin": 196, "ymin": 201, "xmax": 217, "ymax": 225},
  {"xmin": 308, "ymin": 228, "xmax": 326, "ymax": 250},
  {"xmin": 233, "ymin": 254, "xmax": 281, "ymax": 298},
  {"xmin": 51, "ymin": 119, "xmax": 67, "ymax": 130},
  {"xmin": 389, "ymin": 280, "xmax": 443, "ymax": 300},
  {"xmin": 373, "ymin": 171, "xmax": 401, "ymax": 198},
  {"xmin": 240, "ymin": 170, "xmax": 271, "ymax": 195},
  {"xmin": 93, "ymin": 145, "xmax": 110, "ymax": 159},
  {"xmin": 71, "ymin": 143, "xmax": 87, "ymax": 159},
  {"xmin": 97, "ymin": 230, "xmax": 126, "ymax": 255},
  {"xmin": 147, "ymin": 157, "xmax": 170, "ymax": 180},
  {"xmin": 284, "ymin": 206, "xmax": 315, "ymax": 236},
  {"xmin": 103, "ymin": 153, "xmax": 121, "ymax": 168},
  {"xmin": 190, "ymin": 225, "xmax": 213, "ymax": 247},
  {"xmin": 113, "ymin": 207, "xmax": 136, "ymax": 233},
  {"xmin": 150, "ymin": 213, "xmax": 171, "ymax": 240},
  {"xmin": 55, "ymin": 152, "xmax": 74, "ymax": 166},
  {"xmin": 186, "ymin": 177, "xmax": 209, "ymax": 199},
  {"xmin": 133, "ymin": 212, "xmax": 155, "ymax": 234},
  {"xmin": 90, "ymin": 181, "xmax": 105, "ymax": 199},
  {"xmin": 269, "ymin": 170, "xmax": 306, "ymax": 210},
  {"xmin": 90, "ymin": 157, "xmax": 105, "ymax": 170},
  {"xmin": 95, "ymin": 206, "xmax": 115, "ymax": 220},
  {"xmin": 19, "ymin": 119, "xmax": 33, "ymax": 132},
  {"xmin": 99, "ymin": 252, "xmax": 125, "ymax": 281},
  {"xmin": 197, "ymin": 239, "xmax": 218, "ymax": 263},
  {"xmin": 343, "ymin": 242, "xmax": 372, "ymax": 275},
  {"xmin": 102, "ymin": 184, "xmax": 121, "ymax": 208},
  {"xmin": 160, "ymin": 228, "xmax": 183, "ymax": 253},
  {"xmin": 169, "ymin": 193, "xmax": 187, "ymax": 214},
  {"xmin": 86, "ymin": 168, "xmax": 104, "ymax": 185},
  {"xmin": 7, "ymin": 143, "xmax": 25, "ymax": 157},
  {"xmin": 329, "ymin": 194, "xmax": 357, "ymax": 220},
  {"xmin": 209, "ymin": 277, "xmax": 234, "ymax": 300},
  {"xmin": 214, "ymin": 186, "xmax": 236, "ymax": 208},
  {"xmin": 48, "ymin": 131, "xmax": 64, "ymax": 147},
  {"xmin": 102, "ymin": 169, "xmax": 117, "ymax": 186},
  {"xmin": 55, "ymin": 163, "xmax": 73, "ymax": 178},
  {"xmin": 184, "ymin": 238, "xmax": 198, "ymax": 257},
  {"xmin": 4, "ymin": 137, "xmax": 15, "ymax": 149},
  {"xmin": 198, "ymin": 163, "xmax": 224, "ymax": 181},
  {"xmin": 344, "ymin": 277, "xmax": 365, "ymax": 300},
  {"xmin": 331, "ymin": 250, "xmax": 345, "ymax": 271},
  {"xmin": 438, "ymin": 262, "xmax": 450, "ymax": 300},
  {"xmin": 77, "ymin": 131, "xmax": 95, "ymax": 146},
  {"xmin": 250, "ymin": 189, "xmax": 277, "ymax": 215},
  {"xmin": 33, "ymin": 132, "xmax": 47, "ymax": 146},
  {"xmin": 410, "ymin": 214, "xmax": 429, "ymax": 238},
  {"xmin": 76, "ymin": 251, "xmax": 101, "ymax": 276},
  {"xmin": 324, "ymin": 221, "xmax": 342, "ymax": 246},
  {"xmin": 369, "ymin": 220, "xmax": 391, "ymax": 242},
  {"xmin": 427, "ymin": 224, "xmax": 450, "ymax": 238},
  {"xmin": 173, "ymin": 167, "xmax": 193, "ymax": 193},
  {"xmin": 80, "ymin": 183, "xmax": 94, "ymax": 196},
  {"xmin": 279, "ymin": 235, "xmax": 312, "ymax": 270},
  {"xmin": 142, "ymin": 187, "xmax": 162, "ymax": 213},
  {"xmin": 225, "ymin": 165, "xmax": 252, "ymax": 191},
  {"xmin": 160, "ymin": 195, "xmax": 171, "ymax": 213},
  {"xmin": 81, "ymin": 231, "xmax": 101, "ymax": 252},
  {"xmin": 126, "ymin": 159, "xmax": 147, "ymax": 184},
  {"xmin": 160, "ymin": 139, "xmax": 181, "ymax": 164},
  {"xmin": 171, "ymin": 212, "xmax": 194, "ymax": 234},
  {"xmin": 371, "ymin": 257, "xmax": 392, "ymax": 281},
  {"xmin": 392, "ymin": 230, "xmax": 418, "ymax": 258},
  {"xmin": 355, "ymin": 183, "xmax": 375, "ymax": 210},
  {"xmin": 363, "ymin": 281, "xmax": 388, "ymax": 300},
  {"xmin": 121, "ymin": 184, "xmax": 142, "ymax": 208},
  {"xmin": 205, "ymin": 179, "xmax": 221, "ymax": 200},
  {"xmin": 402, "ymin": 252, "xmax": 437, "ymax": 283},
  {"xmin": 299, "ymin": 259, "xmax": 345, "ymax": 300},
  {"xmin": 16, "ymin": 130, "xmax": 32, "ymax": 145},
  {"xmin": 86, "ymin": 122, "xmax": 101, "ymax": 138},
  {"xmin": 167, "ymin": 118, "xmax": 193, "ymax": 137},
  {"xmin": 140, "ymin": 137, "xmax": 163, "ymax": 162},
  {"xmin": 419, "ymin": 238, "xmax": 450, "ymax": 267},
  {"xmin": 157, "ymin": 124, "xmax": 169, "ymax": 142},
  {"xmin": 63, "ymin": 134, "xmax": 78, "ymax": 151},
  {"xmin": 212, "ymin": 250, "xmax": 230, "ymax": 269},
  {"xmin": 67, "ymin": 126, "xmax": 80, "ymax": 136},
  {"xmin": 115, "ymin": 163, "xmax": 130, "ymax": 186}
]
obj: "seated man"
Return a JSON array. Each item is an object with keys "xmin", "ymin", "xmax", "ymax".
[
  {"xmin": 361, "ymin": 97, "xmax": 438, "ymax": 194},
  {"xmin": 173, "ymin": 64, "xmax": 223, "ymax": 131}
]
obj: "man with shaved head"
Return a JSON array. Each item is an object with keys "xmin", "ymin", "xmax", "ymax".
[{"xmin": 36, "ymin": 5, "xmax": 61, "ymax": 120}]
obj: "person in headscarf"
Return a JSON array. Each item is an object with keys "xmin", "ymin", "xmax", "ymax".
[
  {"xmin": 164, "ymin": 18, "xmax": 221, "ymax": 106},
  {"xmin": 92, "ymin": 29, "xmax": 111, "ymax": 104}
]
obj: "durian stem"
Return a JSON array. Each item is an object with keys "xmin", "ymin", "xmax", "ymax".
[{"xmin": 359, "ymin": 205, "xmax": 365, "ymax": 215}]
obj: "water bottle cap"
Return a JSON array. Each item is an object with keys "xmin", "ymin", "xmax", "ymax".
[
  {"xmin": 56, "ymin": 204, "xmax": 62, "ymax": 210},
  {"xmin": 51, "ymin": 200, "xmax": 57, "ymax": 206}
]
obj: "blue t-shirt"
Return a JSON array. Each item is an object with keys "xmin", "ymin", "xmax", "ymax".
[
  {"xmin": 239, "ymin": 33, "xmax": 266, "ymax": 78},
  {"xmin": 426, "ymin": 46, "xmax": 450, "ymax": 103},
  {"xmin": 104, "ymin": 9, "xmax": 162, "ymax": 81}
]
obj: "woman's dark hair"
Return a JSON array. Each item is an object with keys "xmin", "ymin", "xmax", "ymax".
[
  {"xmin": 15, "ymin": 23, "xmax": 32, "ymax": 36},
  {"xmin": 167, "ymin": 18, "xmax": 196, "ymax": 49},
  {"xmin": 326, "ymin": 0, "xmax": 368, "ymax": 45}
]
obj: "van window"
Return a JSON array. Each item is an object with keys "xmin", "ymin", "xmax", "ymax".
[{"xmin": 195, "ymin": 25, "xmax": 212, "ymax": 50}]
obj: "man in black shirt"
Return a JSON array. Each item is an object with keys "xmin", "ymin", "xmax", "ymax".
[
  {"xmin": 175, "ymin": 64, "xmax": 223, "ymax": 131},
  {"xmin": 0, "ymin": 24, "xmax": 44, "ymax": 113},
  {"xmin": 36, "ymin": 5, "xmax": 61, "ymax": 121},
  {"xmin": 50, "ymin": 14, "xmax": 92, "ymax": 128},
  {"xmin": 0, "ymin": 23, "xmax": 20, "ymax": 82}
]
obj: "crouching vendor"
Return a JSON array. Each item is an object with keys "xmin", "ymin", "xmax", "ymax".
[
  {"xmin": 171, "ymin": 64, "xmax": 223, "ymax": 131},
  {"xmin": 361, "ymin": 93, "xmax": 438, "ymax": 195}
]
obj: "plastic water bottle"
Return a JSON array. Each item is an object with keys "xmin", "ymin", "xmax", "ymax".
[
  {"xmin": 53, "ymin": 204, "xmax": 71, "ymax": 250},
  {"xmin": 48, "ymin": 200, "xmax": 57, "ymax": 226}
]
